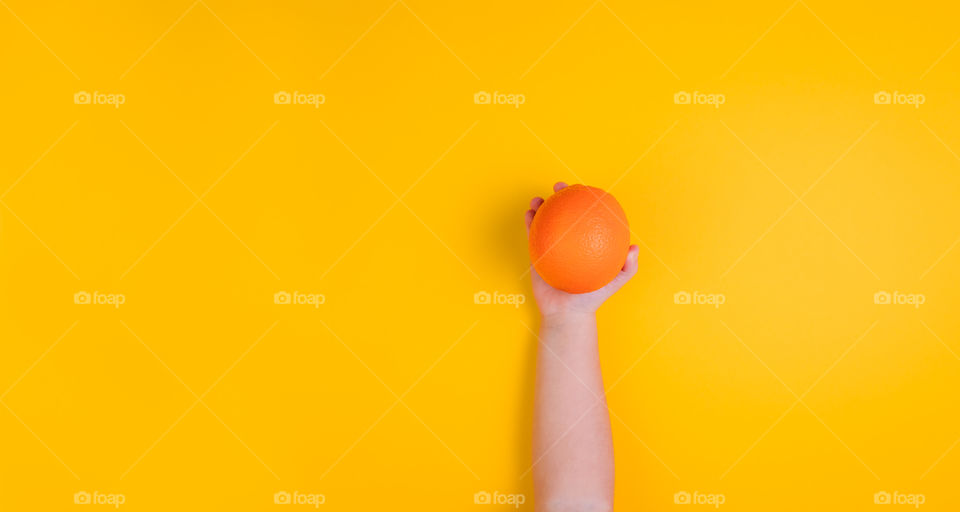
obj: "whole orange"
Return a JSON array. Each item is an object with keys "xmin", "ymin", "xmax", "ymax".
[{"xmin": 529, "ymin": 184, "xmax": 630, "ymax": 293}]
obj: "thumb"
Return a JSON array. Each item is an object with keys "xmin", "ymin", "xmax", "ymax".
[{"xmin": 608, "ymin": 245, "xmax": 639, "ymax": 290}]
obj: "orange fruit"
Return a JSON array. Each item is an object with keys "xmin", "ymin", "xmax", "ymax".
[{"xmin": 529, "ymin": 184, "xmax": 630, "ymax": 293}]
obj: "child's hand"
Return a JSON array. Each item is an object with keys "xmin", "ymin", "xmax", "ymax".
[{"xmin": 525, "ymin": 182, "xmax": 640, "ymax": 322}]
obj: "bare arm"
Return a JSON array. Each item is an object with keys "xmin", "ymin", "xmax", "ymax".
[
  {"xmin": 525, "ymin": 183, "xmax": 639, "ymax": 512},
  {"xmin": 534, "ymin": 314, "xmax": 614, "ymax": 512}
]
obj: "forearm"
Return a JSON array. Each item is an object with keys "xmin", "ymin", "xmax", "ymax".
[{"xmin": 533, "ymin": 313, "xmax": 614, "ymax": 512}]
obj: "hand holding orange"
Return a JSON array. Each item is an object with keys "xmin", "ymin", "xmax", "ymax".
[{"xmin": 528, "ymin": 184, "xmax": 631, "ymax": 293}]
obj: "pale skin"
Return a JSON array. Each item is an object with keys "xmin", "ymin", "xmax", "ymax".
[{"xmin": 526, "ymin": 182, "xmax": 640, "ymax": 512}]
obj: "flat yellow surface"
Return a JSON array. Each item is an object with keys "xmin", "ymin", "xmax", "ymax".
[{"xmin": 2, "ymin": 1, "xmax": 960, "ymax": 510}]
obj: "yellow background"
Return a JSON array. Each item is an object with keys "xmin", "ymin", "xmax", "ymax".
[{"xmin": 2, "ymin": 0, "xmax": 959, "ymax": 510}]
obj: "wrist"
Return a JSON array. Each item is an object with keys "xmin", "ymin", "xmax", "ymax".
[{"xmin": 540, "ymin": 310, "xmax": 596, "ymax": 330}]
